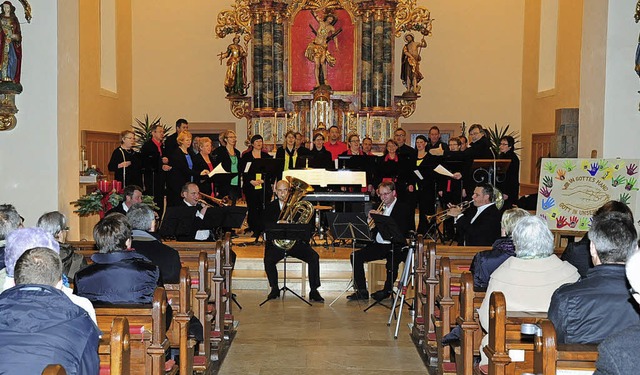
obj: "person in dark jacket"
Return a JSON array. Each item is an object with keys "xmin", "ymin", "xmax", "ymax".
[
  {"xmin": 561, "ymin": 200, "xmax": 634, "ymax": 278},
  {"xmin": 496, "ymin": 135, "xmax": 520, "ymax": 209},
  {"xmin": 447, "ymin": 183, "xmax": 502, "ymax": 246},
  {"xmin": 140, "ymin": 124, "xmax": 171, "ymax": 217},
  {"xmin": 470, "ymin": 208, "xmax": 530, "ymax": 291},
  {"xmin": 107, "ymin": 130, "xmax": 143, "ymax": 187},
  {"xmin": 548, "ymin": 211, "xmax": 640, "ymax": 344},
  {"xmin": 74, "ymin": 214, "xmax": 162, "ymax": 305},
  {"xmin": 104, "ymin": 184, "xmax": 143, "ymax": 216},
  {"xmin": 164, "ymin": 118, "xmax": 189, "ymax": 157},
  {"xmin": 594, "ymin": 250, "xmax": 640, "ymax": 375},
  {"xmin": 307, "ymin": 132, "xmax": 333, "ymax": 169},
  {"xmin": 37, "ymin": 211, "xmax": 87, "ymax": 280},
  {"xmin": 127, "ymin": 203, "xmax": 181, "ymax": 284},
  {"xmin": 0, "ymin": 247, "xmax": 100, "ymax": 375},
  {"xmin": 240, "ymin": 134, "xmax": 273, "ymax": 240}
]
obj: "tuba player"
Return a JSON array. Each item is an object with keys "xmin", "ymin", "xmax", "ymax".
[{"xmin": 263, "ymin": 179, "xmax": 324, "ymax": 302}]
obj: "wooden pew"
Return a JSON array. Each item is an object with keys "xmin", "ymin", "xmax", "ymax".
[
  {"xmin": 222, "ymin": 232, "xmax": 236, "ymax": 339},
  {"xmin": 455, "ymin": 271, "xmax": 485, "ymax": 375},
  {"xmin": 98, "ymin": 316, "xmax": 131, "ymax": 375},
  {"xmin": 164, "ymin": 267, "xmax": 195, "ymax": 375},
  {"xmin": 533, "ymin": 320, "xmax": 598, "ymax": 375},
  {"xmin": 94, "ymin": 288, "xmax": 177, "ymax": 375},
  {"xmin": 481, "ymin": 291, "xmax": 546, "ymax": 375}
]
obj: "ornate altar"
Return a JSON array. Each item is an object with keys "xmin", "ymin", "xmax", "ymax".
[{"xmin": 216, "ymin": 0, "xmax": 432, "ymax": 148}]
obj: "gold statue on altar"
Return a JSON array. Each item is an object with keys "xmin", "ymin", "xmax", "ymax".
[{"xmin": 305, "ymin": 10, "xmax": 341, "ymax": 88}]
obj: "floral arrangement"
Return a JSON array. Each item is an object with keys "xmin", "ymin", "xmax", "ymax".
[{"xmin": 71, "ymin": 180, "xmax": 158, "ymax": 218}]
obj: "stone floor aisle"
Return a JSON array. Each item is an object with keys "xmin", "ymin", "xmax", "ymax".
[{"xmin": 217, "ymin": 290, "xmax": 428, "ymax": 375}]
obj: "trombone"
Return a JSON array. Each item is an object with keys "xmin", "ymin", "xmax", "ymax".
[
  {"xmin": 368, "ymin": 202, "xmax": 386, "ymax": 229},
  {"xmin": 425, "ymin": 200, "xmax": 473, "ymax": 224},
  {"xmin": 199, "ymin": 192, "xmax": 231, "ymax": 207}
]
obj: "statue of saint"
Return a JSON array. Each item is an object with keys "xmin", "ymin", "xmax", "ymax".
[
  {"xmin": 400, "ymin": 33, "xmax": 427, "ymax": 95},
  {"xmin": 0, "ymin": 1, "xmax": 21, "ymax": 84},
  {"xmin": 220, "ymin": 35, "xmax": 248, "ymax": 97},
  {"xmin": 305, "ymin": 11, "xmax": 341, "ymax": 88}
]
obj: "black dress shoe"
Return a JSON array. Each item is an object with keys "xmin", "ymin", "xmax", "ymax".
[
  {"xmin": 309, "ymin": 290, "xmax": 325, "ymax": 303},
  {"xmin": 371, "ymin": 289, "xmax": 392, "ymax": 301},
  {"xmin": 346, "ymin": 291, "xmax": 369, "ymax": 300},
  {"xmin": 267, "ymin": 288, "xmax": 280, "ymax": 300}
]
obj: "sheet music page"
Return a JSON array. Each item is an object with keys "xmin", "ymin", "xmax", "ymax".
[
  {"xmin": 434, "ymin": 164, "xmax": 454, "ymax": 177},
  {"xmin": 244, "ymin": 162, "xmax": 251, "ymax": 174},
  {"xmin": 414, "ymin": 170, "xmax": 424, "ymax": 180},
  {"xmin": 208, "ymin": 163, "xmax": 229, "ymax": 177}
]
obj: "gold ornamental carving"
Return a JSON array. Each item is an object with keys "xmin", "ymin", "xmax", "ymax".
[
  {"xmin": 230, "ymin": 98, "xmax": 250, "ymax": 119},
  {"xmin": 215, "ymin": 0, "xmax": 252, "ymax": 38},
  {"xmin": 286, "ymin": 0, "xmax": 360, "ymax": 22},
  {"xmin": 395, "ymin": 0, "xmax": 433, "ymax": 37},
  {"xmin": 396, "ymin": 99, "xmax": 416, "ymax": 118}
]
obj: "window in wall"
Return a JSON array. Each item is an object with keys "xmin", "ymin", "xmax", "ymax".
[
  {"xmin": 100, "ymin": 0, "xmax": 117, "ymax": 93},
  {"xmin": 537, "ymin": 0, "xmax": 558, "ymax": 93}
]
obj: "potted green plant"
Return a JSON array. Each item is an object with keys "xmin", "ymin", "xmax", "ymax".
[
  {"xmin": 486, "ymin": 123, "xmax": 520, "ymax": 154},
  {"xmin": 132, "ymin": 114, "xmax": 172, "ymax": 150}
]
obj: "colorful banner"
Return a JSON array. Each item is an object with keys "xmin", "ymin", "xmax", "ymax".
[{"xmin": 536, "ymin": 158, "xmax": 640, "ymax": 231}]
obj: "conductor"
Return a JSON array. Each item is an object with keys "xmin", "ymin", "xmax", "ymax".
[
  {"xmin": 348, "ymin": 181, "xmax": 413, "ymax": 301},
  {"xmin": 263, "ymin": 180, "xmax": 324, "ymax": 303}
]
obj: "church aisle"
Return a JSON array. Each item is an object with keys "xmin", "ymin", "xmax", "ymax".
[{"xmin": 217, "ymin": 290, "xmax": 428, "ymax": 374}]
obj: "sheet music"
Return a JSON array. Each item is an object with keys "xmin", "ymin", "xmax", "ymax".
[
  {"xmin": 282, "ymin": 169, "xmax": 366, "ymax": 187},
  {"xmin": 244, "ymin": 161, "xmax": 251, "ymax": 174},
  {"xmin": 414, "ymin": 170, "xmax": 424, "ymax": 180},
  {"xmin": 434, "ymin": 164, "xmax": 454, "ymax": 177},
  {"xmin": 208, "ymin": 163, "xmax": 229, "ymax": 178}
]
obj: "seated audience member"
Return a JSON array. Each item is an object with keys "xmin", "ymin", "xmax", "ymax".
[
  {"xmin": 477, "ymin": 215, "xmax": 580, "ymax": 365},
  {"xmin": 3, "ymin": 227, "xmax": 96, "ymax": 323},
  {"xmin": 37, "ymin": 211, "xmax": 87, "ymax": 279},
  {"xmin": 348, "ymin": 181, "xmax": 413, "ymax": 301},
  {"xmin": 469, "ymin": 208, "xmax": 530, "ymax": 290},
  {"xmin": 446, "ymin": 183, "xmax": 502, "ymax": 246},
  {"xmin": 128, "ymin": 203, "xmax": 181, "ymax": 284},
  {"xmin": 75, "ymin": 214, "xmax": 162, "ymax": 305},
  {"xmin": 0, "ymin": 247, "xmax": 100, "ymax": 375},
  {"xmin": 561, "ymin": 200, "xmax": 633, "ymax": 278},
  {"xmin": 0, "ymin": 204, "xmax": 22, "ymax": 286},
  {"xmin": 263, "ymin": 179, "xmax": 324, "ymax": 302},
  {"xmin": 594, "ymin": 250, "xmax": 640, "ymax": 374},
  {"xmin": 105, "ymin": 184, "xmax": 143, "ymax": 216},
  {"xmin": 548, "ymin": 211, "xmax": 640, "ymax": 344}
]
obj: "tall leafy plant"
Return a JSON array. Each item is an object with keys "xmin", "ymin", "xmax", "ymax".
[
  {"xmin": 132, "ymin": 114, "xmax": 171, "ymax": 150},
  {"xmin": 486, "ymin": 123, "xmax": 520, "ymax": 155}
]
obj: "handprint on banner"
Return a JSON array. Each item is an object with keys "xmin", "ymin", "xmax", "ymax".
[
  {"xmin": 539, "ymin": 213, "xmax": 547, "ymax": 221},
  {"xmin": 612, "ymin": 175, "xmax": 626, "ymax": 187},
  {"xmin": 569, "ymin": 216, "xmax": 579, "ymax": 228},
  {"xmin": 625, "ymin": 177, "xmax": 638, "ymax": 191},
  {"xmin": 581, "ymin": 160, "xmax": 591, "ymax": 172},
  {"xmin": 556, "ymin": 216, "xmax": 569, "ymax": 228},
  {"xmin": 587, "ymin": 163, "xmax": 600, "ymax": 176},
  {"xmin": 627, "ymin": 163, "xmax": 638, "ymax": 176},
  {"xmin": 598, "ymin": 160, "xmax": 609, "ymax": 170},
  {"xmin": 539, "ymin": 186, "xmax": 552, "ymax": 198},
  {"xmin": 563, "ymin": 160, "xmax": 576, "ymax": 172},
  {"xmin": 613, "ymin": 160, "xmax": 626, "ymax": 171},
  {"xmin": 542, "ymin": 176, "xmax": 553, "ymax": 188},
  {"xmin": 542, "ymin": 197, "xmax": 555, "ymax": 210},
  {"xmin": 556, "ymin": 169, "xmax": 566, "ymax": 181},
  {"xmin": 548, "ymin": 208, "xmax": 560, "ymax": 220},
  {"xmin": 619, "ymin": 192, "xmax": 631, "ymax": 205},
  {"xmin": 601, "ymin": 167, "xmax": 614, "ymax": 181},
  {"xmin": 578, "ymin": 217, "xmax": 590, "ymax": 230},
  {"xmin": 544, "ymin": 161, "xmax": 557, "ymax": 174}
]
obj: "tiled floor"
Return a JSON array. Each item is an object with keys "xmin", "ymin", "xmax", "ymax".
[{"xmin": 217, "ymin": 289, "xmax": 428, "ymax": 374}]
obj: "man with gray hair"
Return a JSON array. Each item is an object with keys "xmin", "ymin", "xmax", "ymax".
[
  {"xmin": 0, "ymin": 247, "xmax": 100, "ymax": 374},
  {"xmin": 128, "ymin": 203, "xmax": 181, "ymax": 284},
  {"xmin": 37, "ymin": 211, "xmax": 87, "ymax": 279},
  {"xmin": 0, "ymin": 204, "xmax": 22, "ymax": 287},
  {"xmin": 548, "ymin": 211, "xmax": 640, "ymax": 344},
  {"xmin": 594, "ymin": 250, "xmax": 640, "ymax": 374},
  {"xmin": 477, "ymin": 215, "xmax": 579, "ymax": 365}
]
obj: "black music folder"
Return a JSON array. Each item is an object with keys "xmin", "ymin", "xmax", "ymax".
[{"xmin": 370, "ymin": 213, "xmax": 406, "ymax": 245}]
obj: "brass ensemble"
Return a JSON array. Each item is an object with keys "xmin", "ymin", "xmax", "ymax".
[
  {"xmin": 368, "ymin": 202, "xmax": 386, "ymax": 229},
  {"xmin": 273, "ymin": 176, "xmax": 315, "ymax": 250},
  {"xmin": 425, "ymin": 200, "xmax": 473, "ymax": 224},
  {"xmin": 199, "ymin": 192, "xmax": 231, "ymax": 207}
]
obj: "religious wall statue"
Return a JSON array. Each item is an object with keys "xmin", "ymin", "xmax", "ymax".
[
  {"xmin": 400, "ymin": 33, "xmax": 427, "ymax": 95},
  {"xmin": 305, "ymin": 11, "xmax": 341, "ymax": 88},
  {"xmin": 220, "ymin": 34, "xmax": 248, "ymax": 97},
  {"xmin": 0, "ymin": 1, "xmax": 21, "ymax": 85}
]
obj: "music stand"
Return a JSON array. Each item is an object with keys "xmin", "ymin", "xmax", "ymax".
[
  {"xmin": 364, "ymin": 213, "xmax": 406, "ymax": 312},
  {"xmin": 246, "ymin": 158, "xmax": 283, "ymax": 206},
  {"xmin": 471, "ymin": 159, "xmax": 511, "ymax": 186},
  {"xmin": 259, "ymin": 224, "xmax": 313, "ymax": 306},
  {"xmin": 325, "ymin": 212, "xmax": 372, "ymax": 306}
]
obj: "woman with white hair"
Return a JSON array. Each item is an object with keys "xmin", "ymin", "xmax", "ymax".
[{"xmin": 476, "ymin": 215, "xmax": 579, "ymax": 365}]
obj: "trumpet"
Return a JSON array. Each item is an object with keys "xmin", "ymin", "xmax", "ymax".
[
  {"xmin": 425, "ymin": 200, "xmax": 473, "ymax": 224},
  {"xmin": 199, "ymin": 192, "xmax": 231, "ymax": 207},
  {"xmin": 368, "ymin": 202, "xmax": 386, "ymax": 229}
]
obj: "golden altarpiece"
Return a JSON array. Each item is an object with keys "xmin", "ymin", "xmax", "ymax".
[{"xmin": 216, "ymin": 0, "xmax": 432, "ymax": 148}]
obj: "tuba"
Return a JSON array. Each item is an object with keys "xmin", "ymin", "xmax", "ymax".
[
  {"xmin": 273, "ymin": 176, "xmax": 315, "ymax": 250},
  {"xmin": 493, "ymin": 186, "xmax": 504, "ymax": 210}
]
